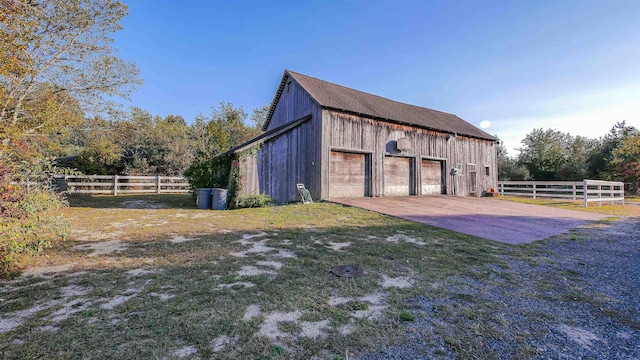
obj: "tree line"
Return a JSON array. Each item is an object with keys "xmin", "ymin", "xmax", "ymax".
[
  {"xmin": 56, "ymin": 102, "xmax": 267, "ymax": 176},
  {"xmin": 498, "ymin": 121, "xmax": 639, "ymax": 192}
]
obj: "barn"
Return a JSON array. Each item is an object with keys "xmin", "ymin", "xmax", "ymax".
[{"xmin": 224, "ymin": 70, "xmax": 498, "ymax": 203}]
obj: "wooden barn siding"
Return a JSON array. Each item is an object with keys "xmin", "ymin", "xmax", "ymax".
[
  {"xmin": 240, "ymin": 76, "xmax": 324, "ymax": 203},
  {"xmin": 322, "ymin": 111, "xmax": 497, "ymax": 198},
  {"xmin": 267, "ymin": 76, "xmax": 320, "ymax": 132},
  {"xmin": 253, "ymin": 120, "xmax": 319, "ymax": 202},
  {"xmin": 239, "ymin": 115, "xmax": 320, "ymax": 202}
]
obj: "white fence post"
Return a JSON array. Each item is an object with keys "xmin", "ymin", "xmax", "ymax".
[
  {"xmin": 583, "ymin": 180, "xmax": 588, "ymax": 207},
  {"xmin": 572, "ymin": 184, "xmax": 576, "ymax": 200},
  {"xmin": 532, "ymin": 183, "xmax": 537, "ymax": 199},
  {"xmin": 113, "ymin": 175, "xmax": 118, "ymax": 195},
  {"xmin": 598, "ymin": 183, "xmax": 602, "ymax": 207},
  {"xmin": 156, "ymin": 175, "xmax": 161, "ymax": 194}
]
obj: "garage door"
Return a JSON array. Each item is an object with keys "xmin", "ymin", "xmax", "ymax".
[
  {"xmin": 329, "ymin": 151, "xmax": 367, "ymax": 198},
  {"xmin": 421, "ymin": 159, "xmax": 443, "ymax": 195},
  {"xmin": 384, "ymin": 156, "xmax": 411, "ymax": 196}
]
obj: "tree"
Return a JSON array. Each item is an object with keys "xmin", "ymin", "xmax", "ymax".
[
  {"xmin": 0, "ymin": 0, "xmax": 142, "ymax": 160},
  {"xmin": 75, "ymin": 116, "xmax": 123, "ymax": 174},
  {"xmin": 496, "ymin": 138, "xmax": 529, "ymax": 181},
  {"xmin": 251, "ymin": 104, "xmax": 270, "ymax": 130},
  {"xmin": 557, "ymin": 135, "xmax": 596, "ymax": 181},
  {"xmin": 588, "ymin": 121, "xmax": 638, "ymax": 179},
  {"xmin": 610, "ymin": 134, "xmax": 640, "ymax": 194},
  {"xmin": 518, "ymin": 129, "xmax": 572, "ymax": 180},
  {"xmin": 211, "ymin": 101, "xmax": 261, "ymax": 150}
]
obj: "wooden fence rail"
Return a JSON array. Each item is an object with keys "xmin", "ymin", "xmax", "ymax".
[
  {"xmin": 497, "ymin": 180, "xmax": 624, "ymax": 207},
  {"xmin": 55, "ymin": 175, "xmax": 190, "ymax": 195}
]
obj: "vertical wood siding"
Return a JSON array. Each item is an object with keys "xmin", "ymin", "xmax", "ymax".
[
  {"xmin": 322, "ymin": 110, "xmax": 497, "ymax": 198},
  {"xmin": 239, "ymin": 76, "xmax": 323, "ymax": 203}
]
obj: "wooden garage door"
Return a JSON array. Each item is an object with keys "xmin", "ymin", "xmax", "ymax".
[
  {"xmin": 329, "ymin": 151, "xmax": 367, "ymax": 198},
  {"xmin": 421, "ymin": 159, "xmax": 443, "ymax": 195},
  {"xmin": 384, "ymin": 156, "xmax": 411, "ymax": 196}
]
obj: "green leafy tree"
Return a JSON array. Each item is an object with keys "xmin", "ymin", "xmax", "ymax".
[
  {"xmin": 557, "ymin": 135, "xmax": 596, "ymax": 181},
  {"xmin": 610, "ymin": 134, "xmax": 640, "ymax": 194},
  {"xmin": 588, "ymin": 121, "xmax": 638, "ymax": 179},
  {"xmin": 518, "ymin": 128, "xmax": 572, "ymax": 180},
  {"xmin": 184, "ymin": 102, "xmax": 263, "ymax": 197},
  {"xmin": 496, "ymin": 139, "xmax": 529, "ymax": 180},
  {"xmin": 211, "ymin": 101, "xmax": 261, "ymax": 150},
  {"xmin": 251, "ymin": 104, "xmax": 270, "ymax": 130},
  {"xmin": 75, "ymin": 117, "xmax": 123, "ymax": 174}
]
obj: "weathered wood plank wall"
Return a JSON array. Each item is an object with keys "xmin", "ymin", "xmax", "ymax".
[
  {"xmin": 323, "ymin": 111, "xmax": 497, "ymax": 198},
  {"xmin": 239, "ymin": 75, "xmax": 323, "ymax": 202}
]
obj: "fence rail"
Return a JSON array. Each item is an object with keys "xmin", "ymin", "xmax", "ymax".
[
  {"xmin": 497, "ymin": 180, "xmax": 624, "ymax": 207},
  {"xmin": 55, "ymin": 175, "xmax": 190, "ymax": 195}
]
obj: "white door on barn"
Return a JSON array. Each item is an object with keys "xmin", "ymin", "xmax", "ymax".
[
  {"xmin": 384, "ymin": 156, "xmax": 412, "ymax": 196},
  {"xmin": 329, "ymin": 151, "xmax": 369, "ymax": 198},
  {"xmin": 421, "ymin": 159, "xmax": 444, "ymax": 195}
]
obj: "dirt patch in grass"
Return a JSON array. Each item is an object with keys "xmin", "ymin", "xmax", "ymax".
[
  {"xmin": 380, "ymin": 275, "xmax": 414, "ymax": 288},
  {"xmin": 72, "ymin": 240, "xmax": 128, "ymax": 256},
  {"xmin": 559, "ymin": 325, "xmax": 603, "ymax": 349}
]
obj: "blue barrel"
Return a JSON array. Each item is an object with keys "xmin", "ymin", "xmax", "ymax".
[
  {"xmin": 196, "ymin": 188, "xmax": 213, "ymax": 209},
  {"xmin": 211, "ymin": 188, "xmax": 229, "ymax": 210}
]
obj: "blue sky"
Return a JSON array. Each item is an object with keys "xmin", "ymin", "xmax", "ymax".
[{"xmin": 113, "ymin": 0, "xmax": 640, "ymax": 155}]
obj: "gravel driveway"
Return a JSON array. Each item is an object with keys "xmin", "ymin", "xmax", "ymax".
[
  {"xmin": 332, "ymin": 196, "xmax": 609, "ymax": 244},
  {"xmin": 362, "ymin": 218, "xmax": 640, "ymax": 359}
]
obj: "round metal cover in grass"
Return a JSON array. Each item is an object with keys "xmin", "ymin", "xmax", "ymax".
[{"xmin": 332, "ymin": 265, "xmax": 364, "ymax": 278}]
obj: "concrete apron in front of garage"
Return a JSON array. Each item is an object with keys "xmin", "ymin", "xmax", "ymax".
[{"xmin": 330, "ymin": 196, "xmax": 610, "ymax": 244}]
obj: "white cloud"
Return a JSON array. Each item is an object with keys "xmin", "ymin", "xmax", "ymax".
[{"xmin": 479, "ymin": 120, "xmax": 491, "ymax": 129}]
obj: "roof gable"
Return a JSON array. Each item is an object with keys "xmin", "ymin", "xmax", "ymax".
[{"xmin": 265, "ymin": 70, "xmax": 495, "ymax": 141}]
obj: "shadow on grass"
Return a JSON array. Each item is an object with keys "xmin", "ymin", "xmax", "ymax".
[
  {"xmin": 66, "ymin": 193, "xmax": 198, "ymax": 209},
  {"xmin": 1, "ymin": 216, "xmax": 508, "ymax": 359}
]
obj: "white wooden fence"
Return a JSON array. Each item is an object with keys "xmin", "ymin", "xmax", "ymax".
[
  {"xmin": 55, "ymin": 175, "xmax": 189, "ymax": 195},
  {"xmin": 497, "ymin": 180, "xmax": 625, "ymax": 207}
]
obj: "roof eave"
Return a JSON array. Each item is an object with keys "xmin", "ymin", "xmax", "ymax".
[
  {"xmin": 222, "ymin": 114, "xmax": 313, "ymax": 157},
  {"xmin": 321, "ymin": 106, "xmax": 496, "ymax": 142}
]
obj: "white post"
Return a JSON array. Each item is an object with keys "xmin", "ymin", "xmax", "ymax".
[
  {"xmin": 598, "ymin": 184, "xmax": 602, "ymax": 207},
  {"xmin": 156, "ymin": 175, "xmax": 161, "ymax": 194},
  {"xmin": 583, "ymin": 180, "xmax": 588, "ymax": 207},
  {"xmin": 572, "ymin": 183, "xmax": 576, "ymax": 200},
  {"xmin": 532, "ymin": 183, "xmax": 537, "ymax": 199},
  {"xmin": 113, "ymin": 175, "xmax": 118, "ymax": 195}
]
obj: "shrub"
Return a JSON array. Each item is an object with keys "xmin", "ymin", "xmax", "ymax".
[
  {"xmin": 0, "ymin": 158, "xmax": 69, "ymax": 277},
  {"xmin": 184, "ymin": 156, "xmax": 232, "ymax": 199},
  {"xmin": 235, "ymin": 194, "xmax": 274, "ymax": 209}
]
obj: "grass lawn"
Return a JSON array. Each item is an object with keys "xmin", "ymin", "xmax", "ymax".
[
  {"xmin": 0, "ymin": 194, "xmax": 635, "ymax": 359},
  {"xmin": 499, "ymin": 196, "xmax": 640, "ymax": 217}
]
